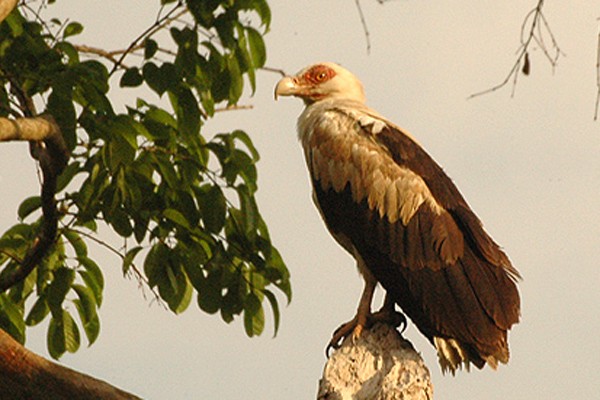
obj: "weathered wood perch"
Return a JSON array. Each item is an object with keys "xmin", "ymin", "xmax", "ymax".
[{"xmin": 318, "ymin": 323, "xmax": 433, "ymax": 400}]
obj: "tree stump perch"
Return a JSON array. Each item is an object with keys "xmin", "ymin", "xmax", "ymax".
[{"xmin": 318, "ymin": 323, "xmax": 433, "ymax": 400}]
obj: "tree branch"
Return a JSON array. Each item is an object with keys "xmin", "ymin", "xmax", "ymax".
[
  {"xmin": 594, "ymin": 25, "xmax": 600, "ymax": 120},
  {"xmin": 0, "ymin": 115, "xmax": 69, "ymax": 293},
  {"xmin": 108, "ymin": 3, "xmax": 188, "ymax": 75},
  {"xmin": 354, "ymin": 0, "xmax": 371, "ymax": 54},
  {"xmin": 0, "ymin": 328, "xmax": 141, "ymax": 399},
  {"xmin": 0, "ymin": 0, "xmax": 18, "ymax": 23},
  {"xmin": 469, "ymin": 0, "xmax": 561, "ymax": 99}
]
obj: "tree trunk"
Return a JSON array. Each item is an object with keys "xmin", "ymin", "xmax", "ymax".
[
  {"xmin": 0, "ymin": 328, "xmax": 141, "ymax": 400},
  {"xmin": 317, "ymin": 323, "xmax": 433, "ymax": 400}
]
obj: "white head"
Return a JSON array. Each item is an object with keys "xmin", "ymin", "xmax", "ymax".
[{"xmin": 274, "ymin": 62, "xmax": 366, "ymax": 105}]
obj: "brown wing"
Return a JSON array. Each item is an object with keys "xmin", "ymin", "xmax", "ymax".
[{"xmin": 305, "ymin": 108, "xmax": 520, "ymax": 369}]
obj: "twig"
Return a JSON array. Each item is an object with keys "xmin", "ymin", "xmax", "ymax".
[
  {"xmin": 595, "ymin": 26, "xmax": 600, "ymax": 120},
  {"xmin": 469, "ymin": 0, "xmax": 561, "ymax": 99},
  {"xmin": 215, "ymin": 104, "xmax": 253, "ymax": 113},
  {"xmin": 260, "ymin": 66, "xmax": 287, "ymax": 77},
  {"xmin": 74, "ymin": 44, "xmax": 125, "ymax": 65},
  {"xmin": 109, "ymin": 4, "xmax": 188, "ymax": 76},
  {"xmin": 69, "ymin": 227, "xmax": 163, "ymax": 306},
  {"xmin": 354, "ymin": 0, "xmax": 371, "ymax": 54}
]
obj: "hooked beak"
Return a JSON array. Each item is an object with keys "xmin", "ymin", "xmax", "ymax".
[{"xmin": 274, "ymin": 76, "xmax": 298, "ymax": 100}]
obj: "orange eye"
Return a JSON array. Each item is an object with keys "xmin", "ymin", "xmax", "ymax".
[{"xmin": 316, "ymin": 71, "xmax": 328, "ymax": 81}]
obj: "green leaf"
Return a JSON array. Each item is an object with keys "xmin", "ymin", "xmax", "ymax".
[
  {"xmin": 4, "ymin": 11, "xmax": 25, "ymax": 37},
  {"xmin": 143, "ymin": 62, "xmax": 179, "ymax": 95},
  {"xmin": 244, "ymin": 0, "xmax": 271, "ymax": 29},
  {"xmin": 47, "ymin": 267, "xmax": 75, "ymax": 316},
  {"xmin": 199, "ymin": 90, "xmax": 215, "ymax": 117},
  {"xmin": 63, "ymin": 311, "xmax": 81, "ymax": 353},
  {"xmin": 56, "ymin": 161, "xmax": 81, "ymax": 192},
  {"xmin": 264, "ymin": 289, "xmax": 280, "ymax": 337},
  {"xmin": 144, "ymin": 38, "xmax": 158, "ymax": 59},
  {"xmin": 107, "ymin": 123, "xmax": 136, "ymax": 170},
  {"xmin": 0, "ymin": 295, "xmax": 25, "ymax": 344},
  {"xmin": 120, "ymin": 67, "xmax": 144, "ymax": 87},
  {"xmin": 63, "ymin": 229, "xmax": 87, "ymax": 258},
  {"xmin": 72, "ymin": 284, "xmax": 100, "ymax": 345},
  {"xmin": 246, "ymin": 27, "xmax": 266, "ymax": 68},
  {"xmin": 47, "ymin": 83, "xmax": 77, "ymax": 151},
  {"xmin": 152, "ymin": 152, "xmax": 180, "ymax": 190},
  {"xmin": 47, "ymin": 310, "xmax": 81, "ymax": 359},
  {"xmin": 122, "ymin": 246, "xmax": 143, "ymax": 275},
  {"xmin": 17, "ymin": 196, "xmax": 41, "ymax": 220},
  {"xmin": 144, "ymin": 243, "xmax": 167, "ymax": 288},
  {"xmin": 220, "ymin": 280, "xmax": 243, "ymax": 324},
  {"xmin": 227, "ymin": 55, "xmax": 243, "ymax": 104},
  {"xmin": 163, "ymin": 208, "xmax": 191, "ymax": 230},
  {"xmin": 63, "ymin": 22, "xmax": 83, "ymax": 38},
  {"xmin": 231, "ymin": 130, "xmax": 260, "ymax": 162},
  {"xmin": 109, "ymin": 207, "xmax": 133, "ymax": 238},
  {"xmin": 243, "ymin": 293, "xmax": 264, "ymax": 337},
  {"xmin": 237, "ymin": 185, "xmax": 258, "ymax": 239},
  {"xmin": 195, "ymin": 270, "xmax": 222, "ymax": 315},
  {"xmin": 55, "ymin": 41, "xmax": 80, "ymax": 65},
  {"xmin": 47, "ymin": 313, "xmax": 65, "ymax": 359},
  {"xmin": 199, "ymin": 185, "xmax": 226, "ymax": 234},
  {"xmin": 169, "ymin": 86, "xmax": 200, "ymax": 137},
  {"xmin": 25, "ymin": 295, "xmax": 50, "ymax": 326},
  {"xmin": 78, "ymin": 257, "xmax": 104, "ymax": 306},
  {"xmin": 163, "ymin": 266, "xmax": 192, "ymax": 314}
]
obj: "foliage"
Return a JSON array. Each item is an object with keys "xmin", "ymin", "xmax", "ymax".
[{"xmin": 0, "ymin": 0, "xmax": 290, "ymax": 359}]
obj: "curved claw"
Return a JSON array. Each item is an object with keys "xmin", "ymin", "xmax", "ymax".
[
  {"xmin": 325, "ymin": 309, "xmax": 408, "ymax": 357},
  {"xmin": 326, "ymin": 317, "xmax": 360, "ymax": 357},
  {"xmin": 372, "ymin": 308, "xmax": 407, "ymax": 332}
]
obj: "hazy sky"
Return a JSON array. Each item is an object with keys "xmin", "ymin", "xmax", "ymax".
[{"xmin": 1, "ymin": 1, "xmax": 599, "ymax": 399}]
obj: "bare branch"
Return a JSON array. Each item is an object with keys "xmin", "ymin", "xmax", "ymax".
[
  {"xmin": 74, "ymin": 44, "xmax": 121, "ymax": 65},
  {"xmin": 108, "ymin": 4, "xmax": 188, "ymax": 75},
  {"xmin": 0, "ymin": 116, "xmax": 58, "ymax": 142},
  {"xmin": 354, "ymin": 0, "xmax": 371, "ymax": 54},
  {"xmin": 215, "ymin": 104, "xmax": 253, "ymax": 113},
  {"xmin": 595, "ymin": 25, "xmax": 600, "ymax": 120},
  {"xmin": 260, "ymin": 66, "xmax": 287, "ymax": 77},
  {"xmin": 70, "ymin": 228, "xmax": 165, "ymax": 307},
  {"xmin": 469, "ymin": 0, "xmax": 561, "ymax": 99}
]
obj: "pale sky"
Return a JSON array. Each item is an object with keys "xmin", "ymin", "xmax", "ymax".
[{"xmin": 1, "ymin": 1, "xmax": 599, "ymax": 399}]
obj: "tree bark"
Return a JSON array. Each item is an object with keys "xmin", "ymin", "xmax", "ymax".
[
  {"xmin": 0, "ymin": 328, "xmax": 141, "ymax": 399},
  {"xmin": 317, "ymin": 323, "xmax": 433, "ymax": 400},
  {"xmin": 0, "ymin": 0, "xmax": 18, "ymax": 23}
]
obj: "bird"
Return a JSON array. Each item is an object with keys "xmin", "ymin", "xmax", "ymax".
[{"xmin": 274, "ymin": 62, "xmax": 521, "ymax": 374}]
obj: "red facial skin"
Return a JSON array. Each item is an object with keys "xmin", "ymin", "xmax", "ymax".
[{"xmin": 294, "ymin": 65, "xmax": 337, "ymax": 101}]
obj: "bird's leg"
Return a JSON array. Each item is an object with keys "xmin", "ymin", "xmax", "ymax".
[
  {"xmin": 371, "ymin": 293, "xmax": 407, "ymax": 332},
  {"xmin": 326, "ymin": 291, "xmax": 409, "ymax": 356},
  {"xmin": 327, "ymin": 274, "xmax": 377, "ymax": 354}
]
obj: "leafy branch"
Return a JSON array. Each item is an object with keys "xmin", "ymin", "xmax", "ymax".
[
  {"xmin": 0, "ymin": 0, "xmax": 289, "ymax": 359},
  {"xmin": 0, "ymin": 116, "xmax": 68, "ymax": 293}
]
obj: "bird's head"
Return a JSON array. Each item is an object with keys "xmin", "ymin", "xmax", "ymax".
[{"xmin": 274, "ymin": 62, "xmax": 366, "ymax": 105}]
